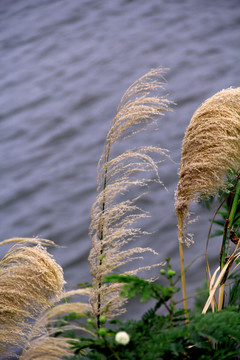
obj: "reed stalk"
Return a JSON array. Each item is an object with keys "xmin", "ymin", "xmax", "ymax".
[
  {"xmin": 228, "ymin": 176, "xmax": 240, "ymax": 229},
  {"xmin": 175, "ymin": 86, "xmax": 240, "ymax": 315},
  {"xmin": 97, "ymin": 141, "xmax": 111, "ymax": 329},
  {"xmin": 88, "ymin": 68, "xmax": 173, "ymax": 322}
]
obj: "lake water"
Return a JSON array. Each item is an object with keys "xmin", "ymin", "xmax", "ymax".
[{"xmin": 1, "ymin": 0, "xmax": 240, "ymax": 318}]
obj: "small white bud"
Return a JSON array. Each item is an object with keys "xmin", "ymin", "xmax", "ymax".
[{"xmin": 115, "ymin": 331, "xmax": 130, "ymax": 345}]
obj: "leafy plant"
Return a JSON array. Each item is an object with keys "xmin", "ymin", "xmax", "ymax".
[{"xmin": 65, "ymin": 269, "xmax": 240, "ymax": 360}]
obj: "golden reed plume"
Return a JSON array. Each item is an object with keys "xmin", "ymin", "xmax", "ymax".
[
  {"xmin": 88, "ymin": 69, "xmax": 173, "ymax": 323},
  {"xmin": 0, "ymin": 238, "xmax": 64, "ymax": 357},
  {"xmin": 0, "ymin": 238, "xmax": 90, "ymax": 359},
  {"xmin": 175, "ymin": 87, "xmax": 240, "ymax": 316},
  {"xmin": 20, "ymin": 289, "xmax": 91, "ymax": 360}
]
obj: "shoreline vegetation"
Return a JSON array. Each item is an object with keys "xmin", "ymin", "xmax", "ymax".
[{"xmin": 2, "ymin": 69, "xmax": 240, "ymax": 359}]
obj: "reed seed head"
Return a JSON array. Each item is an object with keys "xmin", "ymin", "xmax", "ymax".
[
  {"xmin": 175, "ymin": 87, "xmax": 240, "ymax": 244},
  {"xmin": 89, "ymin": 68, "xmax": 173, "ymax": 320},
  {"xmin": 0, "ymin": 239, "xmax": 64, "ymax": 357},
  {"xmin": 20, "ymin": 290, "xmax": 91, "ymax": 360}
]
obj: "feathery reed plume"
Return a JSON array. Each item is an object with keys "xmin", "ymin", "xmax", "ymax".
[
  {"xmin": 175, "ymin": 87, "xmax": 240, "ymax": 316},
  {"xmin": 0, "ymin": 238, "xmax": 64, "ymax": 358},
  {"xmin": 88, "ymin": 69, "xmax": 173, "ymax": 323},
  {"xmin": 176, "ymin": 87, "xmax": 240, "ymax": 229},
  {"xmin": 20, "ymin": 289, "xmax": 91, "ymax": 360}
]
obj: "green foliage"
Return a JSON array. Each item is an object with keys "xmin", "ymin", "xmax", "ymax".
[
  {"xmin": 63, "ymin": 266, "xmax": 240, "ymax": 360},
  {"xmin": 67, "ymin": 286, "xmax": 240, "ymax": 359},
  {"xmin": 194, "ymin": 279, "xmax": 209, "ymax": 313},
  {"xmin": 115, "ymin": 307, "xmax": 240, "ymax": 360},
  {"xmin": 57, "ymin": 174, "xmax": 240, "ymax": 360},
  {"xmin": 228, "ymin": 272, "xmax": 240, "ymax": 306},
  {"xmin": 201, "ymin": 172, "xmax": 240, "ymax": 239},
  {"xmin": 68, "ymin": 76, "xmax": 240, "ymax": 359},
  {"xmin": 211, "ymin": 202, "xmax": 240, "ymax": 239},
  {"xmin": 104, "ymin": 274, "xmax": 177, "ymax": 303}
]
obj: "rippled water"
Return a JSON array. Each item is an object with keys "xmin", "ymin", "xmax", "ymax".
[{"xmin": 1, "ymin": 0, "xmax": 240, "ymax": 318}]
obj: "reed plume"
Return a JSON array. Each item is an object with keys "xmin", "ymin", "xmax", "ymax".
[
  {"xmin": 88, "ymin": 68, "xmax": 173, "ymax": 323},
  {"xmin": 176, "ymin": 87, "xmax": 240, "ymax": 229},
  {"xmin": 175, "ymin": 87, "xmax": 240, "ymax": 316},
  {"xmin": 20, "ymin": 289, "xmax": 91, "ymax": 360},
  {"xmin": 0, "ymin": 238, "xmax": 64, "ymax": 357},
  {"xmin": 0, "ymin": 238, "xmax": 91, "ymax": 359}
]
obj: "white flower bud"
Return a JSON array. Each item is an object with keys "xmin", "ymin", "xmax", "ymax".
[{"xmin": 115, "ymin": 331, "xmax": 130, "ymax": 345}]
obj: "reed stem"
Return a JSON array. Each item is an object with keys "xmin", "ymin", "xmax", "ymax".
[
  {"xmin": 97, "ymin": 141, "xmax": 111, "ymax": 329},
  {"xmin": 228, "ymin": 176, "xmax": 240, "ymax": 228}
]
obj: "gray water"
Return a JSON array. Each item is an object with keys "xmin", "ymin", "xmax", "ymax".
[{"xmin": 1, "ymin": 0, "xmax": 240, "ymax": 318}]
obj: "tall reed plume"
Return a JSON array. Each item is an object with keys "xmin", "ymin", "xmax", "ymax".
[
  {"xmin": 88, "ymin": 69, "xmax": 173, "ymax": 323},
  {"xmin": 0, "ymin": 238, "xmax": 90, "ymax": 359},
  {"xmin": 175, "ymin": 87, "xmax": 240, "ymax": 315}
]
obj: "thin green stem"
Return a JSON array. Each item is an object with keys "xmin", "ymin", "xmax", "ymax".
[
  {"xmin": 218, "ymin": 174, "xmax": 240, "ymax": 310},
  {"xmin": 206, "ymin": 193, "xmax": 230, "ymax": 286},
  {"xmin": 106, "ymin": 340, "xmax": 121, "ymax": 360},
  {"xmin": 220, "ymin": 219, "xmax": 229, "ymax": 271},
  {"xmin": 220, "ymin": 176, "xmax": 240, "ymax": 270},
  {"xmin": 229, "ymin": 178, "xmax": 240, "ymax": 228}
]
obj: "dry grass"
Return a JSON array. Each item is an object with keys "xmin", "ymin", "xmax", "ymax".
[
  {"xmin": 175, "ymin": 87, "xmax": 240, "ymax": 244},
  {"xmin": 0, "ymin": 238, "xmax": 91, "ymax": 359},
  {"xmin": 20, "ymin": 289, "xmax": 91, "ymax": 360},
  {"xmin": 0, "ymin": 238, "xmax": 64, "ymax": 355},
  {"xmin": 88, "ymin": 68, "xmax": 173, "ymax": 321},
  {"xmin": 175, "ymin": 87, "xmax": 240, "ymax": 318}
]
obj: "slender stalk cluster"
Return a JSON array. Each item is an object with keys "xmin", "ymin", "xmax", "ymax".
[{"xmin": 88, "ymin": 69, "xmax": 173, "ymax": 322}]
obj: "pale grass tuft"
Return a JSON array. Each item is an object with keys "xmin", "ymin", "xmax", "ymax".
[
  {"xmin": 175, "ymin": 87, "xmax": 240, "ymax": 241},
  {"xmin": 0, "ymin": 238, "xmax": 64, "ymax": 357},
  {"xmin": 20, "ymin": 338, "xmax": 74, "ymax": 360},
  {"xmin": 202, "ymin": 245, "xmax": 240, "ymax": 314},
  {"xmin": 0, "ymin": 237, "xmax": 57, "ymax": 247},
  {"xmin": 174, "ymin": 87, "xmax": 240, "ymax": 318},
  {"xmin": 20, "ymin": 290, "xmax": 91, "ymax": 360},
  {"xmin": 89, "ymin": 68, "xmax": 173, "ymax": 321}
]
